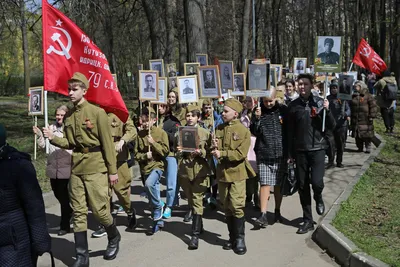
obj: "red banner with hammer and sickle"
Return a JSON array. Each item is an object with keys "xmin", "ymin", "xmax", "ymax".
[
  {"xmin": 42, "ymin": 0, "xmax": 128, "ymax": 122},
  {"xmin": 352, "ymin": 38, "xmax": 387, "ymax": 75}
]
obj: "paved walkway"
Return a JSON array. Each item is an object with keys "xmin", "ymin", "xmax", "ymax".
[{"xmin": 37, "ymin": 137, "xmax": 373, "ymax": 267}]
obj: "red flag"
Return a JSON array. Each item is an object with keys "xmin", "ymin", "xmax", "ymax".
[
  {"xmin": 42, "ymin": 1, "xmax": 128, "ymax": 122},
  {"xmin": 352, "ymin": 38, "xmax": 387, "ymax": 75}
]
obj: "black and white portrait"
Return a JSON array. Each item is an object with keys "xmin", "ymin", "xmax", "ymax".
[
  {"xmin": 139, "ymin": 70, "xmax": 158, "ymax": 101},
  {"xmin": 152, "ymin": 77, "xmax": 167, "ymax": 104},
  {"xmin": 167, "ymin": 63, "xmax": 177, "ymax": 77},
  {"xmin": 316, "ymin": 36, "xmax": 342, "ymax": 65},
  {"xmin": 169, "ymin": 77, "xmax": 177, "ymax": 90},
  {"xmin": 231, "ymin": 73, "xmax": 246, "ymax": 96},
  {"xmin": 177, "ymin": 76, "xmax": 198, "ymax": 103},
  {"xmin": 137, "ymin": 64, "xmax": 143, "ymax": 71},
  {"xmin": 28, "ymin": 87, "xmax": 44, "ymax": 115},
  {"xmin": 294, "ymin": 58, "xmax": 307, "ymax": 75},
  {"xmin": 150, "ymin": 59, "xmax": 164, "ymax": 77},
  {"xmin": 270, "ymin": 68, "xmax": 277, "ymax": 88},
  {"xmin": 248, "ymin": 64, "xmax": 268, "ymax": 90},
  {"xmin": 196, "ymin": 54, "xmax": 208, "ymax": 66},
  {"xmin": 184, "ymin": 63, "xmax": 200, "ymax": 76},
  {"xmin": 338, "ymin": 74, "xmax": 354, "ymax": 100},
  {"xmin": 219, "ymin": 61, "xmax": 234, "ymax": 91},
  {"xmin": 178, "ymin": 126, "xmax": 199, "ymax": 152},
  {"xmin": 198, "ymin": 66, "xmax": 220, "ymax": 98},
  {"xmin": 271, "ymin": 64, "xmax": 283, "ymax": 82}
]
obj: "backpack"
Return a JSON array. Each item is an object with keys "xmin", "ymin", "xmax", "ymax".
[{"xmin": 382, "ymin": 82, "xmax": 398, "ymax": 101}]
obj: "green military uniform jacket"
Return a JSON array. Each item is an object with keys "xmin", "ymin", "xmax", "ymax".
[
  {"xmin": 108, "ymin": 113, "xmax": 137, "ymax": 162},
  {"xmin": 201, "ymin": 113, "xmax": 214, "ymax": 132},
  {"xmin": 134, "ymin": 126, "xmax": 169, "ymax": 175},
  {"xmin": 171, "ymin": 105, "xmax": 187, "ymax": 126},
  {"xmin": 215, "ymin": 119, "xmax": 256, "ymax": 182},
  {"xmin": 177, "ymin": 125, "xmax": 213, "ymax": 181},
  {"xmin": 51, "ymin": 100, "xmax": 117, "ymax": 175}
]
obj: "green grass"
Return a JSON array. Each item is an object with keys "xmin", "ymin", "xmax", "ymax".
[
  {"xmin": 0, "ymin": 96, "xmax": 138, "ymax": 193},
  {"xmin": 333, "ymin": 110, "xmax": 400, "ymax": 266}
]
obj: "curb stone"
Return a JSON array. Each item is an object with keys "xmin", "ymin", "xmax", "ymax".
[{"xmin": 313, "ymin": 134, "xmax": 390, "ymax": 267}]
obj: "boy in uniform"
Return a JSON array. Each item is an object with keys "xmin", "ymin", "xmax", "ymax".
[
  {"xmin": 211, "ymin": 98, "xmax": 255, "ymax": 255},
  {"xmin": 134, "ymin": 107, "xmax": 169, "ymax": 234},
  {"xmin": 43, "ymin": 72, "xmax": 121, "ymax": 265}
]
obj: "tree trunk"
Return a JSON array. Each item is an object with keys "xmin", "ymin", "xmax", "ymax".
[
  {"xmin": 239, "ymin": 0, "xmax": 251, "ymax": 72},
  {"xmin": 379, "ymin": 0, "xmax": 387, "ymax": 59},
  {"xmin": 391, "ymin": 0, "xmax": 400, "ymax": 83},
  {"xmin": 20, "ymin": 0, "xmax": 30, "ymax": 95},
  {"xmin": 165, "ymin": 0, "xmax": 175, "ymax": 64},
  {"xmin": 184, "ymin": 0, "xmax": 207, "ymax": 62},
  {"xmin": 103, "ymin": 0, "xmax": 117, "ymax": 74}
]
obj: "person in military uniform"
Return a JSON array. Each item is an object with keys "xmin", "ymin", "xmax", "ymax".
[
  {"xmin": 176, "ymin": 105, "xmax": 213, "ymax": 250},
  {"xmin": 43, "ymin": 72, "xmax": 121, "ymax": 265},
  {"xmin": 144, "ymin": 74, "xmax": 156, "ymax": 93},
  {"xmin": 317, "ymin": 38, "xmax": 340, "ymax": 64},
  {"xmin": 183, "ymin": 80, "xmax": 194, "ymax": 95},
  {"xmin": 204, "ymin": 70, "xmax": 216, "ymax": 88},
  {"xmin": 92, "ymin": 113, "xmax": 138, "ymax": 238},
  {"xmin": 134, "ymin": 106, "xmax": 169, "ymax": 234},
  {"xmin": 211, "ymin": 98, "xmax": 256, "ymax": 255}
]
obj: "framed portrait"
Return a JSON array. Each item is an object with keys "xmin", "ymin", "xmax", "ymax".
[
  {"xmin": 28, "ymin": 86, "xmax": 44, "ymax": 115},
  {"xmin": 139, "ymin": 70, "xmax": 158, "ymax": 101},
  {"xmin": 246, "ymin": 59, "xmax": 271, "ymax": 98},
  {"xmin": 196, "ymin": 54, "xmax": 208, "ymax": 66},
  {"xmin": 285, "ymin": 72, "xmax": 294, "ymax": 79},
  {"xmin": 166, "ymin": 63, "xmax": 177, "ymax": 77},
  {"xmin": 314, "ymin": 36, "xmax": 343, "ymax": 73},
  {"xmin": 219, "ymin": 60, "xmax": 234, "ymax": 94},
  {"xmin": 293, "ymin": 58, "xmax": 307, "ymax": 75},
  {"xmin": 177, "ymin": 75, "xmax": 199, "ymax": 104},
  {"xmin": 178, "ymin": 126, "xmax": 199, "ymax": 152},
  {"xmin": 168, "ymin": 77, "xmax": 177, "ymax": 90},
  {"xmin": 184, "ymin": 63, "xmax": 200, "ymax": 76},
  {"xmin": 137, "ymin": 64, "xmax": 143, "ymax": 71},
  {"xmin": 151, "ymin": 77, "xmax": 167, "ymax": 104},
  {"xmin": 150, "ymin": 59, "xmax": 165, "ymax": 77},
  {"xmin": 338, "ymin": 74, "xmax": 354, "ymax": 100},
  {"xmin": 271, "ymin": 64, "xmax": 283, "ymax": 82},
  {"xmin": 197, "ymin": 65, "xmax": 221, "ymax": 98},
  {"xmin": 231, "ymin": 73, "xmax": 246, "ymax": 96},
  {"xmin": 270, "ymin": 68, "xmax": 277, "ymax": 88}
]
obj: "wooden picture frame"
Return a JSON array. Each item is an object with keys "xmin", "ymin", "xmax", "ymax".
[
  {"xmin": 270, "ymin": 68, "xmax": 277, "ymax": 88},
  {"xmin": 270, "ymin": 64, "xmax": 283, "ymax": 83},
  {"xmin": 231, "ymin": 73, "xmax": 246, "ymax": 96},
  {"xmin": 197, "ymin": 65, "xmax": 221, "ymax": 99},
  {"xmin": 139, "ymin": 70, "xmax": 159, "ymax": 101},
  {"xmin": 149, "ymin": 59, "xmax": 165, "ymax": 77},
  {"xmin": 151, "ymin": 77, "xmax": 167, "ymax": 104},
  {"xmin": 166, "ymin": 63, "xmax": 177, "ymax": 77},
  {"xmin": 184, "ymin": 63, "xmax": 200, "ymax": 76},
  {"xmin": 293, "ymin": 57, "xmax": 307, "ymax": 75},
  {"xmin": 177, "ymin": 75, "xmax": 199, "ymax": 104},
  {"xmin": 219, "ymin": 60, "xmax": 234, "ymax": 94},
  {"xmin": 28, "ymin": 86, "xmax": 44, "ymax": 115},
  {"xmin": 178, "ymin": 126, "xmax": 199, "ymax": 152},
  {"xmin": 246, "ymin": 59, "xmax": 271, "ymax": 98},
  {"xmin": 196, "ymin": 54, "xmax": 208, "ymax": 66}
]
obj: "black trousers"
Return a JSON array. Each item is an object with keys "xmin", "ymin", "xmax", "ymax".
[
  {"xmin": 50, "ymin": 179, "xmax": 73, "ymax": 230},
  {"xmin": 295, "ymin": 150, "xmax": 325, "ymax": 222},
  {"xmin": 332, "ymin": 127, "xmax": 347, "ymax": 164},
  {"xmin": 380, "ymin": 107, "xmax": 395, "ymax": 130}
]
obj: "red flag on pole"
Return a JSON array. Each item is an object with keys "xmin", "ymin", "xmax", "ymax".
[
  {"xmin": 42, "ymin": 0, "xmax": 128, "ymax": 122},
  {"xmin": 352, "ymin": 38, "xmax": 388, "ymax": 75}
]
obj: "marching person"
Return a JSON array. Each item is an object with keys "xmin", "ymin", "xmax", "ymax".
[
  {"xmin": 284, "ymin": 79, "xmax": 299, "ymax": 105},
  {"xmin": 134, "ymin": 106, "xmax": 169, "ymax": 234},
  {"xmin": 374, "ymin": 70, "xmax": 397, "ymax": 134},
  {"xmin": 176, "ymin": 105, "xmax": 213, "ymax": 250},
  {"xmin": 212, "ymin": 98, "xmax": 256, "ymax": 255},
  {"xmin": 287, "ymin": 74, "xmax": 336, "ymax": 234},
  {"xmin": 33, "ymin": 105, "xmax": 72, "ymax": 236},
  {"xmin": 250, "ymin": 88, "xmax": 288, "ymax": 228},
  {"xmin": 91, "ymin": 113, "xmax": 137, "ymax": 238},
  {"xmin": 327, "ymin": 82, "xmax": 351, "ymax": 168},
  {"xmin": 43, "ymin": 72, "xmax": 120, "ymax": 266}
]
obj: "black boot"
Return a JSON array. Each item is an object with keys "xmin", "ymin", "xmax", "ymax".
[
  {"xmin": 274, "ymin": 209, "xmax": 282, "ymax": 223},
  {"xmin": 103, "ymin": 223, "xmax": 121, "ymax": 260},
  {"xmin": 255, "ymin": 212, "xmax": 268, "ymax": 228},
  {"xmin": 315, "ymin": 194, "xmax": 325, "ymax": 215},
  {"xmin": 233, "ymin": 217, "xmax": 247, "ymax": 255},
  {"xmin": 127, "ymin": 208, "xmax": 137, "ymax": 230},
  {"xmin": 188, "ymin": 214, "xmax": 202, "ymax": 250},
  {"xmin": 71, "ymin": 231, "xmax": 89, "ymax": 267},
  {"xmin": 223, "ymin": 216, "xmax": 234, "ymax": 250},
  {"xmin": 183, "ymin": 209, "xmax": 193, "ymax": 222}
]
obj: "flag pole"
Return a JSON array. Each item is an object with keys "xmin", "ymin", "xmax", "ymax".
[
  {"xmin": 44, "ymin": 90, "xmax": 49, "ymax": 154},
  {"xmin": 348, "ymin": 62, "xmax": 354, "ymax": 72},
  {"xmin": 34, "ymin": 116, "xmax": 37, "ymax": 160},
  {"xmin": 322, "ymin": 73, "xmax": 328, "ymax": 132}
]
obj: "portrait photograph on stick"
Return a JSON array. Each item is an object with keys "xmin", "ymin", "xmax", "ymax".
[
  {"xmin": 169, "ymin": 77, "xmax": 177, "ymax": 90},
  {"xmin": 28, "ymin": 86, "xmax": 44, "ymax": 115},
  {"xmin": 197, "ymin": 65, "xmax": 221, "ymax": 98},
  {"xmin": 150, "ymin": 59, "xmax": 165, "ymax": 77},
  {"xmin": 219, "ymin": 60, "xmax": 234, "ymax": 94},
  {"xmin": 293, "ymin": 58, "xmax": 307, "ymax": 75},
  {"xmin": 231, "ymin": 73, "xmax": 246, "ymax": 96},
  {"xmin": 314, "ymin": 36, "xmax": 343, "ymax": 73},
  {"xmin": 139, "ymin": 70, "xmax": 158, "ymax": 101},
  {"xmin": 151, "ymin": 77, "xmax": 167, "ymax": 104},
  {"xmin": 270, "ymin": 68, "xmax": 277, "ymax": 88},
  {"xmin": 271, "ymin": 64, "xmax": 283, "ymax": 83},
  {"xmin": 338, "ymin": 74, "xmax": 354, "ymax": 100},
  {"xmin": 178, "ymin": 126, "xmax": 199, "ymax": 152},
  {"xmin": 196, "ymin": 54, "xmax": 208, "ymax": 66},
  {"xmin": 184, "ymin": 63, "xmax": 200, "ymax": 76},
  {"xmin": 177, "ymin": 75, "xmax": 199, "ymax": 104},
  {"xmin": 246, "ymin": 59, "xmax": 271, "ymax": 98},
  {"xmin": 166, "ymin": 63, "xmax": 177, "ymax": 77}
]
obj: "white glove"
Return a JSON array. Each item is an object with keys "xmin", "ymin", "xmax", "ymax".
[{"xmin": 115, "ymin": 140, "xmax": 125, "ymax": 153}]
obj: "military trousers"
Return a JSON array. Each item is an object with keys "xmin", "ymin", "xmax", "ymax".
[
  {"xmin": 113, "ymin": 161, "xmax": 132, "ymax": 215},
  {"xmin": 179, "ymin": 176, "xmax": 209, "ymax": 215},
  {"xmin": 69, "ymin": 173, "xmax": 113, "ymax": 232},
  {"xmin": 218, "ymin": 180, "xmax": 246, "ymax": 218}
]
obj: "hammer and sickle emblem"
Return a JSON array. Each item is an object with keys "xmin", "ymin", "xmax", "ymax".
[
  {"xmin": 360, "ymin": 46, "xmax": 371, "ymax": 58},
  {"xmin": 46, "ymin": 26, "xmax": 72, "ymax": 59}
]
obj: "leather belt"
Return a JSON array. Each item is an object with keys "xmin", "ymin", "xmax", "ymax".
[
  {"xmin": 113, "ymin": 137, "xmax": 122, "ymax": 142},
  {"xmin": 73, "ymin": 146, "xmax": 101, "ymax": 154}
]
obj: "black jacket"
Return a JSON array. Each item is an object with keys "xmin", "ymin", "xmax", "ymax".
[
  {"xmin": 250, "ymin": 103, "xmax": 288, "ymax": 160},
  {"xmin": 327, "ymin": 94, "xmax": 351, "ymax": 129},
  {"xmin": 160, "ymin": 113, "xmax": 181, "ymax": 153},
  {"xmin": 287, "ymin": 95, "xmax": 336, "ymax": 156},
  {"xmin": 0, "ymin": 145, "xmax": 51, "ymax": 267}
]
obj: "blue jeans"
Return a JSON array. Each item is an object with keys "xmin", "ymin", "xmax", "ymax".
[
  {"xmin": 165, "ymin": 156, "xmax": 178, "ymax": 207},
  {"xmin": 144, "ymin": 169, "xmax": 163, "ymax": 219}
]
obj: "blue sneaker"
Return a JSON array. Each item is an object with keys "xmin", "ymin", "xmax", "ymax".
[
  {"xmin": 117, "ymin": 205, "xmax": 125, "ymax": 214},
  {"xmin": 151, "ymin": 220, "xmax": 164, "ymax": 235},
  {"xmin": 153, "ymin": 203, "xmax": 164, "ymax": 221},
  {"xmin": 163, "ymin": 207, "xmax": 172, "ymax": 219}
]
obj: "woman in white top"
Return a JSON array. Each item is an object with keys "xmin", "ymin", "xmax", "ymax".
[{"xmin": 33, "ymin": 105, "xmax": 72, "ymax": 236}]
